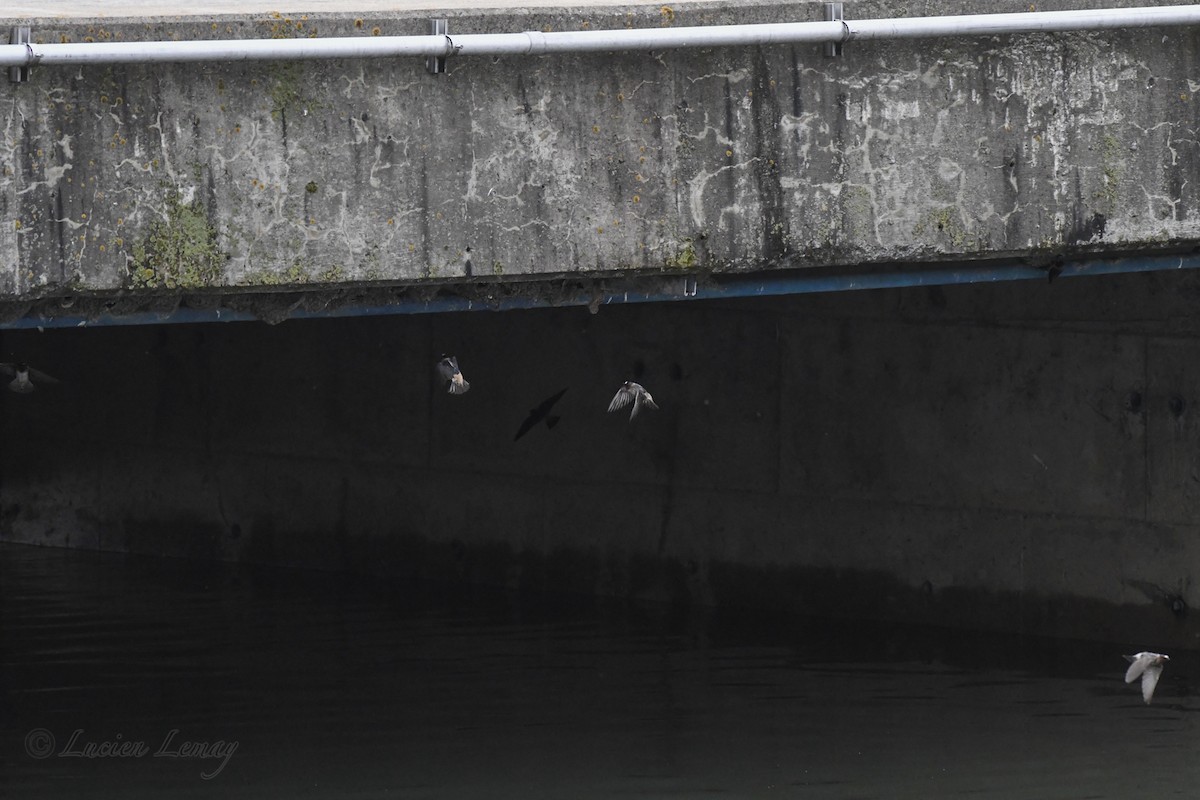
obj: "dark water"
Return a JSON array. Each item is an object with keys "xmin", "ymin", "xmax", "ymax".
[{"xmin": 1, "ymin": 543, "xmax": 1196, "ymax": 799}]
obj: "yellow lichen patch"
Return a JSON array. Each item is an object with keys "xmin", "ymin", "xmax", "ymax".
[
  {"xmin": 660, "ymin": 6, "xmax": 675, "ymax": 23},
  {"xmin": 129, "ymin": 193, "xmax": 225, "ymax": 290}
]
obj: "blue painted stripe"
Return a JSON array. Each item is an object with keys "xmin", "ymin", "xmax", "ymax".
[{"xmin": 3, "ymin": 252, "xmax": 1196, "ymax": 329}]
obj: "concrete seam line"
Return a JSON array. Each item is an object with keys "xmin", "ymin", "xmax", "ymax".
[{"xmin": 2, "ymin": 5, "xmax": 1200, "ymax": 66}]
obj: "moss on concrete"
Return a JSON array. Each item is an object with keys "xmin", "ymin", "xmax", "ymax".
[
  {"xmin": 268, "ymin": 62, "xmax": 318, "ymax": 119},
  {"xmin": 129, "ymin": 193, "xmax": 224, "ymax": 290},
  {"xmin": 664, "ymin": 238, "xmax": 698, "ymax": 269},
  {"xmin": 914, "ymin": 206, "xmax": 969, "ymax": 249},
  {"xmin": 318, "ymin": 265, "xmax": 346, "ymax": 282},
  {"xmin": 241, "ymin": 260, "xmax": 312, "ymax": 286},
  {"xmin": 1098, "ymin": 134, "xmax": 1122, "ymax": 212}
]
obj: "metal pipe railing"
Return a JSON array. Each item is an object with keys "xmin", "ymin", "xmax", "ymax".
[{"xmin": 1, "ymin": 5, "xmax": 1200, "ymax": 67}]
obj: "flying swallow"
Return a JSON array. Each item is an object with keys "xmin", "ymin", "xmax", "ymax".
[
  {"xmin": 514, "ymin": 387, "xmax": 568, "ymax": 441},
  {"xmin": 1124, "ymin": 651, "xmax": 1169, "ymax": 704},
  {"xmin": 607, "ymin": 381, "xmax": 658, "ymax": 421},
  {"xmin": 0, "ymin": 362, "xmax": 60, "ymax": 394},
  {"xmin": 435, "ymin": 355, "xmax": 469, "ymax": 395}
]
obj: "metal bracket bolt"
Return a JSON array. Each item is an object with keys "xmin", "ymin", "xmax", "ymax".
[
  {"xmin": 9, "ymin": 26, "xmax": 31, "ymax": 83},
  {"xmin": 427, "ymin": 19, "xmax": 449, "ymax": 75},
  {"xmin": 824, "ymin": 3, "xmax": 844, "ymax": 58}
]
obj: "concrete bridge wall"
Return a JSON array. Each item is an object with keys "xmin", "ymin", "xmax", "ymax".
[
  {"xmin": 4, "ymin": 268, "xmax": 1200, "ymax": 647},
  {"xmin": 0, "ymin": 0, "xmax": 1199, "ymax": 322},
  {"xmin": 4, "ymin": 1, "xmax": 1200, "ymax": 646}
]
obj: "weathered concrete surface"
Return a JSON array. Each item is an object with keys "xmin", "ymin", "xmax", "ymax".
[
  {"xmin": 5, "ymin": 268, "xmax": 1200, "ymax": 647},
  {"xmin": 1, "ymin": 0, "xmax": 1199, "ymax": 323}
]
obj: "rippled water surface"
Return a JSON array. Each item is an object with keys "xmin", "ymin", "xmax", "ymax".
[{"xmin": 1, "ymin": 542, "xmax": 1197, "ymax": 798}]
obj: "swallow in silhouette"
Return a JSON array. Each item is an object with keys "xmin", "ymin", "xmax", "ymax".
[
  {"xmin": 435, "ymin": 355, "xmax": 469, "ymax": 395},
  {"xmin": 514, "ymin": 388, "xmax": 568, "ymax": 441},
  {"xmin": 1124, "ymin": 651, "xmax": 1169, "ymax": 704},
  {"xmin": 0, "ymin": 362, "xmax": 60, "ymax": 394},
  {"xmin": 607, "ymin": 381, "xmax": 658, "ymax": 421}
]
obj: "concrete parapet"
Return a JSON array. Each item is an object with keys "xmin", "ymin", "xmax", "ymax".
[{"xmin": 1, "ymin": 0, "xmax": 1198, "ymax": 322}]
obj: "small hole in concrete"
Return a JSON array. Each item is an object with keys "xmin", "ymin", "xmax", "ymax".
[
  {"xmin": 1126, "ymin": 391, "xmax": 1142, "ymax": 414},
  {"xmin": 229, "ymin": 523, "xmax": 241, "ymax": 539},
  {"xmin": 1169, "ymin": 395, "xmax": 1186, "ymax": 417}
]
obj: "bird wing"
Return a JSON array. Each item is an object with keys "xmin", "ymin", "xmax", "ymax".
[
  {"xmin": 630, "ymin": 392, "xmax": 644, "ymax": 420},
  {"xmin": 514, "ymin": 389, "xmax": 568, "ymax": 441},
  {"xmin": 1141, "ymin": 664, "xmax": 1164, "ymax": 704},
  {"xmin": 535, "ymin": 388, "xmax": 568, "ymax": 415},
  {"xmin": 435, "ymin": 358, "xmax": 458, "ymax": 381},
  {"xmin": 28, "ymin": 368, "xmax": 59, "ymax": 385},
  {"xmin": 608, "ymin": 387, "xmax": 633, "ymax": 412},
  {"xmin": 0, "ymin": 363, "xmax": 15, "ymax": 378},
  {"xmin": 513, "ymin": 415, "xmax": 539, "ymax": 441},
  {"xmin": 1124, "ymin": 654, "xmax": 1148, "ymax": 683},
  {"xmin": 641, "ymin": 393, "xmax": 659, "ymax": 412}
]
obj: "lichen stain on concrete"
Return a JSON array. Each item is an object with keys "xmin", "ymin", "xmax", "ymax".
[
  {"xmin": 240, "ymin": 260, "xmax": 311, "ymax": 287},
  {"xmin": 914, "ymin": 206, "xmax": 970, "ymax": 249},
  {"xmin": 268, "ymin": 62, "xmax": 316, "ymax": 120},
  {"xmin": 1098, "ymin": 134, "xmax": 1122, "ymax": 213},
  {"xmin": 128, "ymin": 193, "xmax": 224, "ymax": 290},
  {"xmin": 664, "ymin": 238, "xmax": 698, "ymax": 269}
]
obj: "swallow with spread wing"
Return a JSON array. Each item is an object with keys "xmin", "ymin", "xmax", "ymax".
[
  {"xmin": 1124, "ymin": 651, "xmax": 1169, "ymax": 704},
  {"xmin": 0, "ymin": 362, "xmax": 60, "ymax": 394},
  {"xmin": 435, "ymin": 355, "xmax": 470, "ymax": 395},
  {"xmin": 607, "ymin": 381, "xmax": 658, "ymax": 421}
]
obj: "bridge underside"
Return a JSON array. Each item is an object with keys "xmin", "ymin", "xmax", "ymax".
[{"xmin": 3, "ymin": 266, "xmax": 1200, "ymax": 646}]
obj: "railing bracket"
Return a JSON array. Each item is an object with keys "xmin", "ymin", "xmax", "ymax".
[
  {"xmin": 427, "ymin": 19, "xmax": 449, "ymax": 74},
  {"xmin": 9, "ymin": 27, "xmax": 31, "ymax": 83},
  {"xmin": 824, "ymin": 3, "xmax": 845, "ymax": 58}
]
